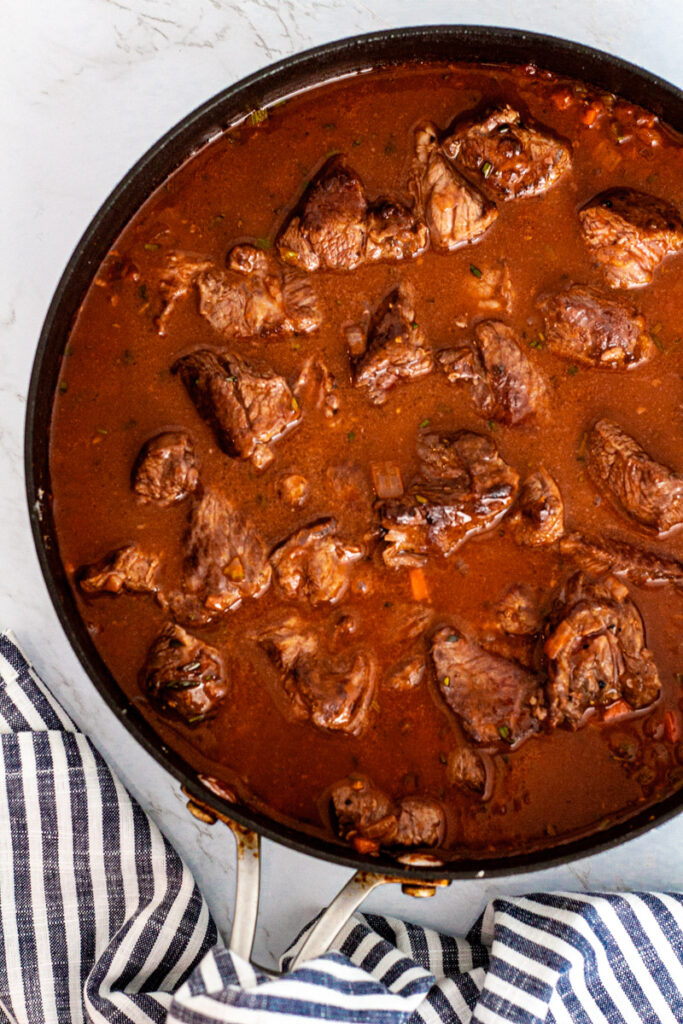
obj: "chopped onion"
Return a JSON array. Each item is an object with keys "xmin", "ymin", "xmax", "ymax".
[{"xmin": 370, "ymin": 461, "xmax": 404, "ymax": 499}]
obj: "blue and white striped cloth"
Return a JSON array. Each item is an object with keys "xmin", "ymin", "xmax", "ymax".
[{"xmin": 0, "ymin": 631, "xmax": 681, "ymax": 1024}]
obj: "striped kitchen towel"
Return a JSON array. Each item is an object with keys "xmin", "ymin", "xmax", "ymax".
[{"xmin": 0, "ymin": 631, "xmax": 682, "ymax": 1024}]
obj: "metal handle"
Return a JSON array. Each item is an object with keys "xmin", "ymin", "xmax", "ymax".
[{"xmin": 184, "ymin": 787, "xmax": 449, "ymax": 973}]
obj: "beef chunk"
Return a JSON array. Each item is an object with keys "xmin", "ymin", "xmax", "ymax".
[
  {"xmin": 141, "ymin": 623, "xmax": 227, "ymax": 724},
  {"xmin": 496, "ymin": 583, "xmax": 544, "ymax": 636},
  {"xmin": 438, "ymin": 320, "xmax": 548, "ymax": 424},
  {"xmin": 353, "ymin": 287, "xmax": 433, "ymax": 405},
  {"xmin": 443, "ymin": 105, "xmax": 571, "ymax": 201},
  {"xmin": 173, "ymin": 490, "xmax": 271, "ymax": 623},
  {"xmin": 380, "ymin": 431, "xmax": 519, "ymax": 566},
  {"xmin": 365, "ymin": 198, "xmax": 428, "ymax": 262},
  {"xmin": 538, "ymin": 284, "xmax": 654, "ymax": 369},
  {"xmin": 560, "ymin": 532, "xmax": 683, "ymax": 589},
  {"xmin": 277, "ymin": 472, "xmax": 309, "ymax": 508},
  {"xmin": 79, "ymin": 543, "xmax": 159, "ymax": 596},
  {"xmin": 278, "ymin": 158, "xmax": 367, "ymax": 271},
  {"xmin": 579, "ymin": 189, "xmax": 683, "ymax": 289},
  {"xmin": 410, "ymin": 123, "xmax": 497, "ymax": 251},
  {"xmin": 509, "ymin": 468, "xmax": 565, "ymax": 546},
  {"xmin": 383, "ymin": 654, "xmax": 425, "ymax": 691},
  {"xmin": 271, "ymin": 518, "xmax": 363, "ymax": 605},
  {"xmin": 431, "ymin": 626, "xmax": 545, "ymax": 746},
  {"xmin": 157, "ymin": 248, "xmax": 321, "ymax": 338},
  {"xmin": 329, "ymin": 777, "xmax": 444, "ymax": 849},
  {"xmin": 132, "ymin": 431, "xmax": 199, "ymax": 506},
  {"xmin": 545, "ymin": 573, "xmax": 661, "ymax": 727},
  {"xmin": 394, "ymin": 797, "xmax": 445, "ymax": 847},
  {"xmin": 448, "ymin": 746, "xmax": 490, "ymax": 796},
  {"xmin": 586, "ymin": 419, "xmax": 683, "ymax": 535},
  {"xmin": 173, "ymin": 349, "xmax": 301, "ymax": 470},
  {"xmin": 259, "ymin": 614, "xmax": 375, "ymax": 736},
  {"xmin": 294, "ymin": 355, "xmax": 340, "ymax": 418}
]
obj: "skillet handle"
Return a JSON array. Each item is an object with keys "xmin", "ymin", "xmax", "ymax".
[{"xmin": 184, "ymin": 788, "xmax": 449, "ymax": 973}]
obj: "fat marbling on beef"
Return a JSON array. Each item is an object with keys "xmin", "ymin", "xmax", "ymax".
[
  {"xmin": 141, "ymin": 622, "xmax": 227, "ymax": 724},
  {"xmin": 352, "ymin": 286, "xmax": 433, "ymax": 405},
  {"xmin": 79, "ymin": 543, "xmax": 160, "ymax": 596},
  {"xmin": 132, "ymin": 431, "xmax": 199, "ymax": 506},
  {"xmin": 508, "ymin": 467, "xmax": 565, "ymax": 546},
  {"xmin": 560, "ymin": 532, "xmax": 683, "ymax": 589}
]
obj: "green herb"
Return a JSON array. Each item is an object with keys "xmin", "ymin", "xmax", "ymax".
[
  {"xmin": 96, "ymin": 427, "xmax": 108, "ymax": 435},
  {"xmin": 248, "ymin": 108, "xmax": 268, "ymax": 127},
  {"xmin": 184, "ymin": 661, "xmax": 202, "ymax": 672},
  {"xmin": 58, "ymin": 381, "xmax": 68, "ymax": 394},
  {"xmin": 347, "ymin": 430, "xmax": 355, "ymax": 441},
  {"xmin": 481, "ymin": 159, "xmax": 492, "ymax": 178},
  {"xmin": 419, "ymin": 418, "xmax": 431, "ymax": 428},
  {"xmin": 352, "ymin": 138, "xmax": 362, "ymax": 147},
  {"xmin": 411, "ymin": 321, "xmax": 419, "ymax": 329},
  {"xmin": 612, "ymin": 121, "xmax": 625, "ymax": 141},
  {"xmin": 165, "ymin": 679, "xmax": 198, "ymax": 691},
  {"xmin": 186, "ymin": 715, "xmax": 205, "ymax": 724},
  {"xmin": 469, "ymin": 264, "xmax": 483, "ymax": 278},
  {"xmin": 487, "ymin": 419, "xmax": 498, "ymax": 432},
  {"xmin": 498, "ymin": 725, "xmax": 511, "ymax": 741},
  {"xmin": 144, "ymin": 242, "xmax": 160, "ymax": 251},
  {"xmin": 139, "ymin": 284, "xmax": 148, "ymax": 302},
  {"xmin": 446, "ymin": 634, "xmax": 459, "ymax": 643},
  {"xmin": 65, "ymin": 345, "xmax": 74, "ymax": 356},
  {"xmin": 529, "ymin": 339, "xmax": 543, "ymax": 349},
  {"xmin": 438, "ymin": 752, "xmax": 447, "ymax": 764},
  {"xmin": 255, "ymin": 237, "xmax": 271, "ymax": 250},
  {"xmin": 322, "ymin": 121, "xmax": 336, "ymax": 131},
  {"xmin": 566, "ymin": 365, "xmax": 579, "ymax": 376}
]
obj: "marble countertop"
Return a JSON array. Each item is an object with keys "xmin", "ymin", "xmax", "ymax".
[{"xmin": 4, "ymin": 0, "xmax": 682, "ymax": 968}]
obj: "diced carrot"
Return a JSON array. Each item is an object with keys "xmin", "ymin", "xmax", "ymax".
[
  {"xmin": 603, "ymin": 699, "xmax": 631, "ymax": 721},
  {"xmin": 352, "ymin": 836, "xmax": 380, "ymax": 856},
  {"xmin": 664, "ymin": 710, "xmax": 680, "ymax": 744},
  {"xmin": 409, "ymin": 567, "xmax": 430, "ymax": 602}
]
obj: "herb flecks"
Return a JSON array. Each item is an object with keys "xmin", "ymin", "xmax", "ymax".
[
  {"xmin": 469, "ymin": 264, "xmax": 483, "ymax": 279},
  {"xmin": 248, "ymin": 108, "xmax": 268, "ymax": 127}
]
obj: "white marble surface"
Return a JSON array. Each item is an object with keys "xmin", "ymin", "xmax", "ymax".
[{"xmin": 3, "ymin": 0, "xmax": 683, "ymax": 969}]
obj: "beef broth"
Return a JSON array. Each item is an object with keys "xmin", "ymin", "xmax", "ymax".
[{"xmin": 49, "ymin": 61, "xmax": 683, "ymax": 860}]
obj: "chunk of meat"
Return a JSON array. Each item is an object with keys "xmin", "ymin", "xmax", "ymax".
[
  {"xmin": 365, "ymin": 198, "xmax": 428, "ymax": 262},
  {"xmin": 277, "ymin": 158, "xmax": 367, "ymax": 271},
  {"xmin": 330, "ymin": 776, "xmax": 397, "ymax": 843},
  {"xmin": 579, "ymin": 189, "xmax": 683, "ymax": 289},
  {"xmin": 157, "ymin": 247, "xmax": 321, "ymax": 337},
  {"xmin": 496, "ymin": 583, "xmax": 544, "ymax": 636},
  {"xmin": 173, "ymin": 490, "xmax": 271, "ymax": 624},
  {"xmin": 277, "ymin": 472, "xmax": 309, "ymax": 509},
  {"xmin": 383, "ymin": 655, "xmax": 425, "ymax": 690},
  {"xmin": 394, "ymin": 797, "xmax": 445, "ymax": 847},
  {"xmin": 443, "ymin": 105, "xmax": 571, "ymax": 201},
  {"xmin": 132, "ymin": 431, "xmax": 199, "ymax": 506},
  {"xmin": 438, "ymin": 320, "xmax": 548, "ymax": 424},
  {"xmin": 410, "ymin": 123, "xmax": 497, "ymax": 250},
  {"xmin": 79, "ymin": 543, "xmax": 159, "ymax": 596},
  {"xmin": 431, "ymin": 626, "xmax": 545, "ymax": 746},
  {"xmin": 270, "ymin": 518, "xmax": 363, "ymax": 605},
  {"xmin": 380, "ymin": 432, "xmax": 519, "ymax": 566},
  {"xmin": 509, "ymin": 468, "xmax": 565, "ymax": 546},
  {"xmin": 545, "ymin": 573, "xmax": 661, "ymax": 727},
  {"xmin": 560, "ymin": 532, "xmax": 683, "ymax": 589},
  {"xmin": 173, "ymin": 349, "xmax": 301, "ymax": 470},
  {"xmin": 294, "ymin": 356, "xmax": 340, "ymax": 418},
  {"xmin": 448, "ymin": 746, "xmax": 490, "ymax": 797},
  {"xmin": 586, "ymin": 419, "xmax": 683, "ymax": 535},
  {"xmin": 141, "ymin": 623, "xmax": 227, "ymax": 724},
  {"xmin": 258, "ymin": 614, "xmax": 375, "ymax": 736},
  {"xmin": 353, "ymin": 286, "xmax": 433, "ymax": 405},
  {"xmin": 538, "ymin": 284, "xmax": 654, "ymax": 369},
  {"xmin": 464, "ymin": 259, "xmax": 513, "ymax": 314}
]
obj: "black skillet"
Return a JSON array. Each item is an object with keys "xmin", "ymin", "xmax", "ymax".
[{"xmin": 25, "ymin": 24, "xmax": 683, "ymax": 965}]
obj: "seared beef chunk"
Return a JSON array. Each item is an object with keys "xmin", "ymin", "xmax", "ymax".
[
  {"xmin": 383, "ymin": 654, "xmax": 425, "ymax": 690},
  {"xmin": 381, "ymin": 431, "xmax": 519, "ymax": 566},
  {"xmin": 132, "ymin": 431, "xmax": 199, "ymax": 506},
  {"xmin": 509, "ymin": 468, "xmax": 565, "ymax": 546},
  {"xmin": 141, "ymin": 623, "xmax": 227, "ymax": 724},
  {"xmin": 329, "ymin": 776, "xmax": 444, "ymax": 849},
  {"xmin": 271, "ymin": 518, "xmax": 363, "ymax": 605},
  {"xmin": 496, "ymin": 583, "xmax": 544, "ymax": 636},
  {"xmin": 538, "ymin": 284, "xmax": 654, "ymax": 369},
  {"xmin": 278, "ymin": 158, "xmax": 367, "ymax": 271},
  {"xmin": 157, "ymin": 247, "xmax": 321, "ymax": 338},
  {"xmin": 365, "ymin": 198, "xmax": 428, "ymax": 263},
  {"xmin": 431, "ymin": 626, "xmax": 545, "ymax": 746},
  {"xmin": 560, "ymin": 532, "xmax": 683, "ymax": 589},
  {"xmin": 277, "ymin": 472, "xmax": 309, "ymax": 508},
  {"xmin": 79, "ymin": 543, "xmax": 159, "ymax": 596},
  {"xmin": 586, "ymin": 419, "xmax": 683, "ymax": 535},
  {"xmin": 579, "ymin": 189, "xmax": 683, "ymax": 289},
  {"xmin": 174, "ymin": 490, "xmax": 271, "ymax": 623},
  {"xmin": 410, "ymin": 123, "xmax": 497, "ymax": 250},
  {"xmin": 395, "ymin": 797, "xmax": 445, "ymax": 847},
  {"xmin": 545, "ymin": 573, "xmax": 661, "ymax": 727},
  {"xmin": 294, "ymin": 356, "xmax": 339, "ymax": 418},
  {"xmin": 438, "ymin": 320, "xmax": 548, "ymax": 424},
  {"xmin": 448, "ymin": 746, "xmax": 489, "ymax": 796},
  {"xmin": 443, "ymin": 105, "xmax": 571, "ymax": 201},
  {"xmin": 353, "ymin": 287, "xmax": 433, "ymax": 405},
  {"xmin": 173, "ymin": 349, "xmax": 301, "ymax": 470},
  {"xmin": 259, "ymin": 613, "xmax": 375, "ymax": 736}
]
